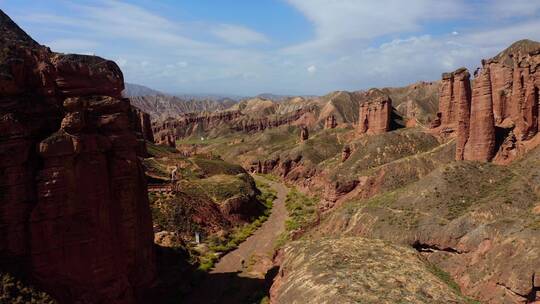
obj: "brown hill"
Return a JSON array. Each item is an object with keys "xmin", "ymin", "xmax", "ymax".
[
  {"xmin": 129, "ymin": 94, "xmax": 236, "ymax": 120},
  {"xmin": 150, "ymin": 83, "xmax": 438, "ymax": 145}
]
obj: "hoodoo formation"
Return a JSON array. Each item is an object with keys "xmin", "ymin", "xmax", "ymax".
[
  {"xmin": 324, "ymin": 115, "xmax": 337, "ymax": 129},
  {"xmin": 299, "ymin": 125, "xmax": 309, "ymax": 141},
  {"xmin": 0, "ymin": 10, "xmax": 155, "ymax": 303},
  {"xmin": 435, "ymin": 39, "xmax": 540, "ymax": 163},
  {"xmin": 357, "ymin": 91, "xmax": 392, "ymax": 135}
]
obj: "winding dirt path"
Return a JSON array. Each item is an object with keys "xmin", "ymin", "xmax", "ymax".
[
  {"xmin": 212, "ymin": 176, "xmax": 288, "ymax": 276},
  {"xmin": 184, "ymin": 176, "xmax": 289, "ymax": 303}
]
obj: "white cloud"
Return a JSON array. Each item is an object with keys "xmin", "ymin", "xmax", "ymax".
[
  {"xmin": 458, "ymin": 19, "xmax": 540, "ymax": 48},
  {"xmin": 212, "ymin": 24, "xmax": 269, "ymax": 46},
  {"xmin": 284, "ymin": 0, "xmax": 466, "ymax": 53},
  {"xmin": 10, "ymin": 0, "xmax": 540, "ymax": 95},
  {"xmin": 484, "ymin": 0, "xmax": 540, "ymax": 18}
]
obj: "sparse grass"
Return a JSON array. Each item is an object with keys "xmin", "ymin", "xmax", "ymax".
[
  {"xmin": 190, "ymin": 173, "xmax": 256, "ymax": 203},
  {"xmin": 276, "ymin": 188, "xmax": 318, "ymax": 248},
  {"xmin": 146, "ymin": 141, "xmax": 179, "ymax": 157},
  {"xmin": 256, "ymin": 173, "xmax": 280, "ymax": 182},
  {"xmin": 427, "ymin": 264, "xmax": 481, "ymax": 304},
  {"xmin": 192, "ymin": 157, "xmax": 246, "ymax": 176}
]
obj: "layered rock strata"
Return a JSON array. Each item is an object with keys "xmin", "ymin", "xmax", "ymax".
[
  {"xmin": 357, "ymin": 92, "xmax": 392, "ymax": 135},
  {"xmin": 152, "ymin": 106, "xmax": 318, "ymax": 140},
  {"xmin": 436, "ymin": 40, "xmax": 540, "ymax": 162},
  {"xmin": 131, "ymin": 106, "xmax": 154, "ymax": 143}
]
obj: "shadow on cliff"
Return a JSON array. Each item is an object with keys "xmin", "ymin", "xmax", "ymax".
[
  {"xmin": 148, "ymin": 245, "xmax": 278, "ymax": 304},
  {"xmin": 390, "ymin": 108, "xmax": 406, "ymax": 130}
]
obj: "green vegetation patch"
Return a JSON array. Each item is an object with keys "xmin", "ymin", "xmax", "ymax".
[
  {"xmin": 427, "ymin": 264, "xmax": 481, "ymax": 304},
  {"xmin": 277, "ymin": 188, "xmax": 319, "ymax": 248},
  {"xmin": 0, "ymin": 272, "xmax": 57, "ymax": 304},
  {"xmin": 186, "ymin": 173, "xmax": 256, "ymax": 203},
  {"xmin": 200, "ymin": 180, "xmax": 277, "ymax": 271},
  {"xmin": 146, "ymin": 141, "xmax": 180, "ymax": 158},
  {"xmin": 192, "ymin": 157, "xmax": 246, "ymax": 176}
]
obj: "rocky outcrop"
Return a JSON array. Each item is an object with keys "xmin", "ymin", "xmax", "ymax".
[
  {"xmin": 437, "ymin": 72, "xmax": 459, "ymax": 131},
  {"xmin": 357, "ymin": 90, "xmax": 392, "ymax": 135},
  {"xmin": 463, "ymin": 67, "xmax": 497, "ymax": 161},
  {"xmin": 324, "ymin": 115, "xmax": 337, "ymax": 129},
  {"xmin": 436, "ymin": 40, "xmax": 540, "ymax": 162},
  {"xmin": 453, "ymin": 69, "xmax": 472, "ymax": 160},
  {"xmin": 131, "ymin": 106, "xmax": 154, "ymax": 143},
  {"xmin": 341, "ymin": 145, "xmax": 351, "ymax": 162},
  {"xmin": 435, "ymin": 68, "xmax": 472, "ymax": 144},
  {"xmin": 0, "ymin": 10, "xmax": 155, "ymax": 303},
  {"xmin": 299, "ymin": 126, "xmax": 309, "ymax": 142}
]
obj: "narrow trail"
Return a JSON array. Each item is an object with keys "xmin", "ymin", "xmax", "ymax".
[{"xmin": 184, "ymin": 176, "xmax": 289, "ymax": 304}]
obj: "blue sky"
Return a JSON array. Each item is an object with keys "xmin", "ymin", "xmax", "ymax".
[{"xmin": 2, "ymin": 0, "xmax": 540, "ymax": 96}]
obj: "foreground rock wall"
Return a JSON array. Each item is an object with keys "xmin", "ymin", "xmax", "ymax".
[{"xmin": 0, "ymin": 10, "xmax": 155, "ymax": 303}]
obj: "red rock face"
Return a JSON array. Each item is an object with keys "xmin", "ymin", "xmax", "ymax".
[
  {"xmin": 357, "ymin": 92, "xmax": 392, "ymax": 135},
  {"xmin": 131, "ymin": 106, "xmax": 155, "ymax": 143},
  {"xmin": 300, "ymin": 126, "xmax": 309, "ymax": 142},
  {"xmin": 438, "ymin": 72, "xmax": 457, "ymax": 131},
  {"xmin": 438, "ymin": 40, "xmax": 540, "ymax": 162},
  {"xmin": 324, "ymin": 115, "xmax": 337, "ymax": 129},
  {"xmin": 453, "ymin": 69, "xmax": 472, "ymax": 160},
  {"xmin": 437, "ymin": 68, "xmax": 470, "ymax": 135},
  {"xmin": 0, "ymin": 10, "xmax": 155, "ymax": 303},
  {"xmin": 341, "ymin": 145, "xmax": 351, "ymax": 162},
  {"xmin": 463, "ymin": 67, "xmax": 497, "ymax": 161}
]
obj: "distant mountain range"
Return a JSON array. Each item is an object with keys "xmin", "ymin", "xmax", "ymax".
[
  {"xmin": 124, "ymin": 83, "xmax": 238, "ymax": 120},
  {"xmin": 124, "ymin": 83, "xmax": 320, "ymax": 120},
  {"xmin": 122, "ymin": 83, "xmax": 163, "ymax": 97},
  {"xmin": 123, "ymin": 83, "xmax": 244, "ymax": 101}
]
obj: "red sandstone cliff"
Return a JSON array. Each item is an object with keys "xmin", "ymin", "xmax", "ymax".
[
  {"xmin": 0, "ymin": 10, "xmax": 155, "ymax": 303},
  {"xmin": 324, "ymin": 115, "xmax": 337, "ymax": 129},
  {"xmin": 437, "ymin": 40, "xmax": 540, "ymax": 163},
  {"xmin": 357, "ymin": 90, "xmax": 392, "ymax": 135},
  {"xmin": 131, "ymin": 106, "xmax": 155, "ymax": 143}
]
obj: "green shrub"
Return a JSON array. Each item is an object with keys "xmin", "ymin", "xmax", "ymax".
[
  {"xmin": 0, "ymin": 272, "xmax": 56, "ymax": 304},
  {"xmin": 277, "ymin": 188, "xmax": 318, "ymax": 248},
  {"xmin": 197, "ymin": 180, "xmax": 277, "ymax": 271}
]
